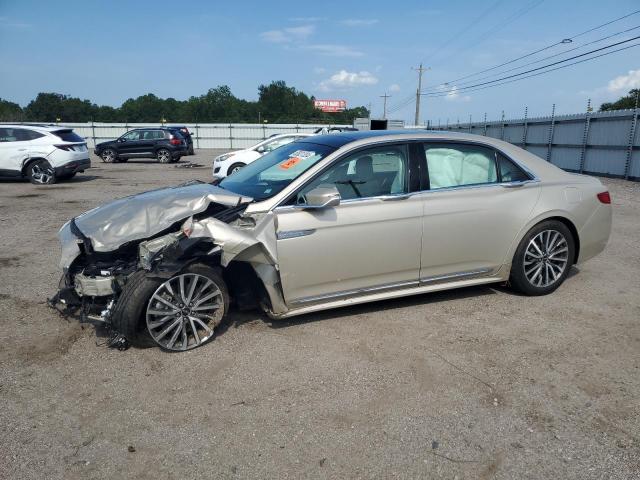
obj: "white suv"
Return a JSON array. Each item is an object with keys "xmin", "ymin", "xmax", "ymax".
[
  {"xmin": 213, "ymin": 133, "xmax": 311, "ymax": 179},
  {"xmin": 0, "ymin": 124, "xmax": 91, "ymax": 184}
]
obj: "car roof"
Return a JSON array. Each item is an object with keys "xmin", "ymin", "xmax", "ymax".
[{"xmin": 0, "ymin": 123, "xmax": 73, "ymax": 132}]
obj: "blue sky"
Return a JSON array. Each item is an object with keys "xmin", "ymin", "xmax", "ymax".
[{"xmin": 1, "ymin": 0, "xmax": 639, "ymax": 124}]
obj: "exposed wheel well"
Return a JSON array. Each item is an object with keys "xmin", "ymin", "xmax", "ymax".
[
  {"xmin": 545, "ymin": 216, "xmax": 580, "ymax": 264},
  {"xmin": 222, "ymin": 261, "xmax": 272, "ymax": 311},
  {"xmin": 21, "ymin": 157, "xmax": 48, "ymax": 176}
]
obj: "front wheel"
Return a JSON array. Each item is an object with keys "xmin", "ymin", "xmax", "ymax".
[
  {"xmin": 27, "ymin": 159, "xmax": 56, "ymax": 185},
  {"xmin": 111, "ymin": 264, "xmax": 229, "ymax": 351},
  {"xmin": 157, "ymin": 148, "xmax": 172, "ymax": 163},
  {"xmin": 228, "ymin": 162, "xmax": 246, "ymax": 175},
  {"xmin": 509, "ymin": 220, "xmax": 575, "ymax": 296}
]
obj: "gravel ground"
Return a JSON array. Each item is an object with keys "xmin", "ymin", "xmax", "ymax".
[{"xmin": 0, "ymin": 150, "xmax": 639, "ymax": 480}]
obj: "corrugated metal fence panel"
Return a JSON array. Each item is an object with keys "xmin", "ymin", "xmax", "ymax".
[
  {"xmin": 430, "ymin": 109, "xmax": 639, "ymax": 180},
  {"xmin": 51, "ymin": 122, "xmax": 347, "ymax": 149}
]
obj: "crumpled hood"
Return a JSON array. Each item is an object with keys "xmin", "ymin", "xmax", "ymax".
[{"xmin": 71, "ymin": 182, "xmax": 252, "ymax": 252}]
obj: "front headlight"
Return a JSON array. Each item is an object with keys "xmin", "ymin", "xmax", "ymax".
[{"xmin": 215, "ymin": 153, "xmax": 234, "ymax": 163}]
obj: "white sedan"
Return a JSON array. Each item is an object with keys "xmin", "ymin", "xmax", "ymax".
[{"xmin": 213, "ymin": 133, "xmax": 311, "ymax": 179}]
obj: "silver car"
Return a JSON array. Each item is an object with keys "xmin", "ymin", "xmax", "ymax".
[{"xmin": 53, "ymin": 131, "xmax": 612, "ymax": 351}]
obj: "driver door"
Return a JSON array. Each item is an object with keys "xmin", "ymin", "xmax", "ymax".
[
  {"xmin": 274, "ymin": 143, "xmax": 423, "ymax": 304},
  {"xmin": 118, "ymin": 130, "xmax": 142, "ymax": 155}
]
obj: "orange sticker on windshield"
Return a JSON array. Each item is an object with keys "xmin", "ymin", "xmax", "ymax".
[{"xmin": 280, "ymin": 157, "xmax": 301, "ymax": 170}]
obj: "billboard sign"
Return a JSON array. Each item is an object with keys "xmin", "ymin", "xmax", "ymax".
[{"xmin": 313, "ymin": 99, "xmax": 347, "ymax": 112}]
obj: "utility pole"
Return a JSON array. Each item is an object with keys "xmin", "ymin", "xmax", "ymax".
[
  {"xmin": 380, "ymin": 93, "xmax": 391, "ymax": 119},
  {"xmin": 412, "ymin": 63, "xmax": 429, "ymax": 126}
]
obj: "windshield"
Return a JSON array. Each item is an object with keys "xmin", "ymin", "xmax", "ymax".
[{"xmin": 219, "ymin": 141, "xmax": 335, "ymax": 200}]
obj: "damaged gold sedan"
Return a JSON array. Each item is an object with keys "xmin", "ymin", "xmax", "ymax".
[{"xmin": 51, "ymin": 131, "xmax": 611, "ymax": 351}]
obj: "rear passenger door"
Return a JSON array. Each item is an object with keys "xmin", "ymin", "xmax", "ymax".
[
  {"xmin": 418, "ymin": 142, "xmax": 540, "ymax": 282},
  {"xmin": 137, "ymin": 129, "xmax": 160, "ymax": 154},
  {"xmin": 0, "ymin": 128, "xmax": 32, "ymax": 175}
]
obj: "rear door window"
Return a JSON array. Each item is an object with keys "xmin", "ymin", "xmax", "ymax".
[{"xmin": 423, "ymin": 143, "xmax": 498, "ymax": 189}]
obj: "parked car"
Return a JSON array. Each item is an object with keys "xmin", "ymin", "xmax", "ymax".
[
  {"xmin": 168, "ymin": 125, "xmax": 194, "ymax": 155},
  {"xmin": 52, "ymin": 130, "xmax": 611, "ymax": 352},
  {"xmin": 0, "ymin": 124, "xmax": 90, "ymax": 184},
  {"xmin": 314, "ymin": 126, "xmax": 359, "ymax": 134},
  {"xmin": 94, "ymin": 128, "xmax": 187, "ymax": 163},
  {"xmin": 213, "ymin": 133, "xmax": 311, "ymax": 179}
]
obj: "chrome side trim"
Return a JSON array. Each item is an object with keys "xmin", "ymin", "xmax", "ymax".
[
  {"xmin": 419, "ymin": 268, "xmax": 492, "ymax": 284},
  {"xmin": 276, "ymin": 229, "xmax": 316, "ymax": 240},
  {"xmin": 289, "ymin": 279, "xmax": 420, "ymax": 305}
]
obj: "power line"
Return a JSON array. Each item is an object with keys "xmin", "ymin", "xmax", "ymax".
[
  {"xmin": 421, "ymin": 35, "xmax": 640, "ymax": 95},
  {"xmin": 380, "ymin": 93, "xmax": 391, "ymax": 119},
  {"xmin": 420, "ymin": 42, "xmax": 640, "ymax": 99},
  {"xmin": 429, "ymin": 24, "xmax": 640, "ymax": 92},
  {"xmin": 427, "ymin": 9, "xmax": 640, "ymax": 87},
  {"xmin": 385, "ymin": 0, "xmax": 545, "ymax": 115}
]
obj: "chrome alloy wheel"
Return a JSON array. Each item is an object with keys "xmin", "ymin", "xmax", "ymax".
[
  {"xmin": 101, "ymin": 149, "xmax": 116, "ymax": 163},
  {"xmin": 146, "ymin": 273, "xmax": 224, "ymax": 351},
  {"xmin": 31, "ymin": 162, "xmax": 54, "ymax": 184},
  {"xmin": 523, "ymin": 229, "xmax": 569, "ymax": 288}
]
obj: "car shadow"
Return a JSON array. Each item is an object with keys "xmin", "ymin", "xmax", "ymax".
[{"xmin": 220, "ymin": 283, "xmax": 501, "ymax": 336}]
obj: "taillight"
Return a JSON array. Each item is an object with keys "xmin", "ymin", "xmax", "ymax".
[
  {"xmin": 169, "ymin": 135, "xmax": 181, "ymax": 145},
  {"xmin": 597, "ymin": 191, "xmax": 611, "ymax": 204}
]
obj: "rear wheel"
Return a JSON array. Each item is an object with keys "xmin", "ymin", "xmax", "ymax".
[
  {"xmin": 100, "ymin": 149, "xmax": 116, "ymax": 163},
  {"xmin": 111, "ymin": 264, "xmax": 229, "ymax": 351},
  {"xmin": 509, "ymin": 220, "xmax": 575, "ymax": 296},
  {"xmin": 157, "ymin": 149, "xmax": 172, "ymax": 163},
  {"xmin": 27, "ymin": 159, "xmax": 56, "ymax": 185}
]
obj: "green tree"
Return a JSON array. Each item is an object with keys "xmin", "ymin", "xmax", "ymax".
[
  {"xmin": 600, "ymin": 89, "xmax": 640, "ymax": 111},
  {"xmin": 0, "ymin": 98, "xmax": 23, "ymax": 121}
]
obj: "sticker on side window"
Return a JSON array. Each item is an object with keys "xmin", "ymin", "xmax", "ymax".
[{"xmin": 279, "ymin": 150, "xmax": 315, "ymax": 169}]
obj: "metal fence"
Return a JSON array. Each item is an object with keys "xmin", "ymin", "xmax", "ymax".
[
  {"xmin": 429, "ymin": 107, "xmax": 640, "ymax": 180},
  {"xmin": 46, "ymin": 122, "xmax": 348, "ymax": 150}
]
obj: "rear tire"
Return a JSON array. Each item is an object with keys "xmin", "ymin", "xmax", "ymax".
[
  {"xmin": 111, "ymin": 264, "xmax": 229, "ymax": 351},
  {"xmin": 509, "ymin": 220, "xmax": 575, "ymax": 296},
  {"xmin": 26, "ymin": 159, "xmax": 56, "ymax": 185},
  {"xmin": 157, "ymin": 148, "xmax": 172, "ymax": 163}
]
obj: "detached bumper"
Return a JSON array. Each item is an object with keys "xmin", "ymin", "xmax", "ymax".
[{"xmin": 55, "ymin": 158, "xmax": 91, "ymax": 176}]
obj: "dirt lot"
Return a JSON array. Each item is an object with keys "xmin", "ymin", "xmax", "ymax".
[{"xmin": 0, "ymin": 151, "xmax": 639, "ymax": 479}]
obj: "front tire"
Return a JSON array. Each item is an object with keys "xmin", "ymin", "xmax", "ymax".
[
  {"xmin": 157, "ymin": 148, "xmax": 172, "ymax": 163},
  {"xmin": 111, "ymin": 264, "xmax": 229, "ymax": 351},
  {"xmin": 228, "ymin": 162, "xmax": 246, "ymax": 175},
  {"xmin": 27, "ymin": 159, "xmax": 56, "ymax": 185},
  {"xmin": 509, "ymin": 220, "xmax": 575, "ymax": 296}
]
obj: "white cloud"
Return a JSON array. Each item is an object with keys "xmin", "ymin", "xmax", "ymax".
[
  {"xmin": 438, "ymin": 85, "xmax": 471, "ymax": 102},
  {"xmin": 304, "ymin": 44, "xmax": 363, "ymax": 57},
  {"xmin": 260, "ymin": 24, "xmax": 315, "ymax": 43},
  {"xmin": 289, "ymin": 17, "xmax": 324, "ymax": 22},
  {"xmin": 607, "ymin": 69, "xmax": 640, "ymax": 93},
  {"xmin": 340, "ymin": 19, "xmax": 379, "ymax": 27},
  {"xmin": 389, "ymin": 83, "xmax": 401, "ymax": 92},
  {"xmin": 319, "ymin": 70, "xmax": 378, "ymax": 91}
]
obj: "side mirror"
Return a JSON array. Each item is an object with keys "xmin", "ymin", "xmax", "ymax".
[
  {"xmin": 300, "ymin": 185, "xmax": 341, "ymax": 209},
  {"xmin": 256, "ymin": 145, "xmax": 265, "ymax": 153},
  {"xmin": 118, "ymin": 138, "xmax": 126, "ymax": 142}
]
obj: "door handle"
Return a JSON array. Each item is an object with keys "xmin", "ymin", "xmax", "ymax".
[{"xmin": 380, "ymin": 194, "xmax": 412, "ymax": 201}]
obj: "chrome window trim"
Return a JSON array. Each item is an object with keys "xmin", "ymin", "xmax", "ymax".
[
  {"xmin": 420, "ymin": 140, "xmax": 540, "ymax": 194},
  {"xmin": 273, "ymin": 192, "xmax": 415, "ymax": 211}
]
